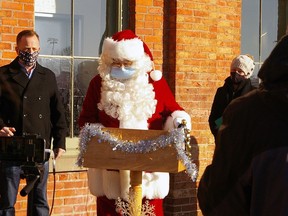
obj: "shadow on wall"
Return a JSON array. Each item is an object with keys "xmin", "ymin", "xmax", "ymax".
[
  {"xmin": 164, "ymin": 135, "xmax": 199, "ymax": 216},
  {"xmin": 162, "ymin": 1, "xmax": 200, "ymax": 215}
]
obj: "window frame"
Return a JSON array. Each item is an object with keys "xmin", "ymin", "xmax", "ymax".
[{"xmin": 35, "ymin": 0, "xmax": 128, "ymax": 172}]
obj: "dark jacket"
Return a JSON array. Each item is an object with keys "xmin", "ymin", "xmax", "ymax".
[
  {"xmin": 208, "ymin": 77, "xmax": 255, "ymax": 139},
  {"xmin": 0, "ymin": 58, "xmax": 67, "ymax": 150},
  {"xmin": 198, "ymin": 34, "xmax": 288, "ymax": 216}
]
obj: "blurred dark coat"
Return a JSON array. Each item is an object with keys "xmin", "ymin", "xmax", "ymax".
[{"xmin": 198, "ymin": 34, "xmax": 288, "ymax": 216}]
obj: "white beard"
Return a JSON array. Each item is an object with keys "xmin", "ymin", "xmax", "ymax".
[{"xmin": 97, "ymin": 64, "xmax": 157, "ymax": 130}]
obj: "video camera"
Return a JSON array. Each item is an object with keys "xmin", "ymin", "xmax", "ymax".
[
  {"xmin": 0, "ymin": 135, "xmax": 46, "ymax": 163},
  {"xmin": 0, "ymin": 135, "xmax": 47, "ymax": 199}
]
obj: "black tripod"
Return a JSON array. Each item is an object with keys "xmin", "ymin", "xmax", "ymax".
[
  {"xmin": 0, "ymin": 135, "xmax": 46, "ymax": 216},
  {"xmin": 20, "ymin": 162, "xmax": 44, "ymax": 216}
]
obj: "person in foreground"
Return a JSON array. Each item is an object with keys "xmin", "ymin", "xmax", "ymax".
[
  {"xmin": 78, "ymin": 29, "xmax": 191, "ymax": 215},
  {"xmin": 198, "ymin": 34, "xmax": 288, "ymax": 216},
  {"xmin": 0, "ymin": 30, "xmax": 67, "ymax": 215},
  {"xmin": 208, "ymin": 54, "xmax": 255, "ymax": 141}
]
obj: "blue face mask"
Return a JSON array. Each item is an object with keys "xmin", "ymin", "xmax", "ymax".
[{"xmin": 110, "ymin": 67, "xmax": 136, "ymax": 80}]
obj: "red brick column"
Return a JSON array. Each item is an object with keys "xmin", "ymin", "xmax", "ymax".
[{"xmin": 132, "ymin": 1, "xmax": 241, "ymax": 215}]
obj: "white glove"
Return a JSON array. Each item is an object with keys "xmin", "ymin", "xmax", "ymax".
[{"xmin": 173, "ymin": 118, "xmax": 186, "ymax": 128}]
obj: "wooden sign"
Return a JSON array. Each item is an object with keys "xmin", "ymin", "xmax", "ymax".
[{"xmin": 83, "ymin": 127, "xmax": 185, "ymax": 173}]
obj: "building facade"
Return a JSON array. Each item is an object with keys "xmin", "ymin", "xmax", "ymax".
[{"xmin": 1, "ymin": 0, "xmax": 286, "ymax": 215}]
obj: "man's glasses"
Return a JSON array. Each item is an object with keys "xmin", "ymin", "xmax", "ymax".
[{"xmin": 111, "ymin": 60, "xmax": 133, "ymax": 68}]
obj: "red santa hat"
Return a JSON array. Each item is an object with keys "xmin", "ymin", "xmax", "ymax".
[{"xmin": 101, "ymin": 29, "xmax": 162, "ymax": 81}]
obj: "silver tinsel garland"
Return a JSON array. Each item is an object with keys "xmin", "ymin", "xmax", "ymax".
[{"xmin": 76, "ymin": 123, "xmax": 198, "ymax": 182}]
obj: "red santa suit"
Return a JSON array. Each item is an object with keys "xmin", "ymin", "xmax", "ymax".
[{"xmin": 78, "ymin": 30, "xmax": 191, "ymax": 216}]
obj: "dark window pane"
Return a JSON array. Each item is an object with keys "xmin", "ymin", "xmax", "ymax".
[
  {"xmin": 241, "ymin": 0, "xmax": 279, "ymax": 64},
  {"xmin": 261, "ymin": 1, "xmax": 278, "ymax": 61},
  {"xmin": 241, "ymin": 0, "xmax": 260, "ymax": 63},
  {"xmin": 241, "ymin": 0, "xmax": 281, "ymax": 86},
  {"xmin": 73, "ymin": 59, "xmax": 99, "ymax": 135},
  {"xmin": 37, "ymin": 57, "xmax": 72, "ymax": 136}
]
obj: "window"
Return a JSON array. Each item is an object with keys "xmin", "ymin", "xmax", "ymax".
[
  {"xmin": 241, "ymin": 0, "xmax": 287, "ymax": 83},
  {"xmin": 35, "ymin": 0, "xmax": 129, "ymax": 171}
]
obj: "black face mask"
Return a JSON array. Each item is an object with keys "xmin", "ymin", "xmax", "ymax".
[
  {"xmin": 18, "ymin": 50, "xmax": 39, "ymax": 67},
  {"xmin": 230, "ymin": 72, "xmax": 246, "ymax": 84}
]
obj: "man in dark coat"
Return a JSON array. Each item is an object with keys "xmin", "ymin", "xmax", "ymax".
[
  {"xmin": 208, "ymin": 54, "xmax": 256, "ymax": 140},
  {"xmin": 198, "ymin": 34, "xmax": 288, "ymax": 216},
  {"xmin": 0, "ymin": 30, "xmax": 67, "ymax": 215}
]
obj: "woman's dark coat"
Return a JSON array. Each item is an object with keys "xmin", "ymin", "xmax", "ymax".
[{"xmin": 208, "ymin": 77, "xmax": 255, "ymax": 139}]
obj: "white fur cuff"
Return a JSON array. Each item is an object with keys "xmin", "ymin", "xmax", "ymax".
[{"xmin": 164, "ymin": 110, "xmax": 191, "ymax": 130}]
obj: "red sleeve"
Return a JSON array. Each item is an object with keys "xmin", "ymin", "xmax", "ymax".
[
  {"xmin": 148, "ymin": 77, "xmax": 184, "ymax": 129},
  {"xmin": 153, "ymin": 77, "xmax": 183, "ymax": 116}
]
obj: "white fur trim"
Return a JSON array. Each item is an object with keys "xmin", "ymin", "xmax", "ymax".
[
  {"xmin": 142, "ymin": 172, "xmax": 170, "ymax": 199},
  {"xmin": 120, "ymin": 170, "xmax": 130, "ymax": 200},
  {"xmin": 164, "ymin": 110, "xmax": 192, "ymax": 130},
  {"xmin": 118, "ymin": 171, "xmax": 170, "ymax": 200},
  {"xmin": 150, "ymin": 70, "xmax": 162, "ymax": 81},
  {"xmin": 87, "ymin": 169, "xmax": 170, "ymax": 199},
  {"xmin": 102, "ymin": 37, "xmax": 145, "ymax": 61},
  {"xmin": 87, "ymin": 168, "xmax": 104, "ymax": 196},
  {"xmin": 102, "ymin": 170, "xmax": 121, "ymax": 199}
]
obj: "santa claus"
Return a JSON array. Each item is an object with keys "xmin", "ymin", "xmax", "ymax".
[{"xmin": 78, "ymin": 29, "xmax": 191, "ymax": 216}]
